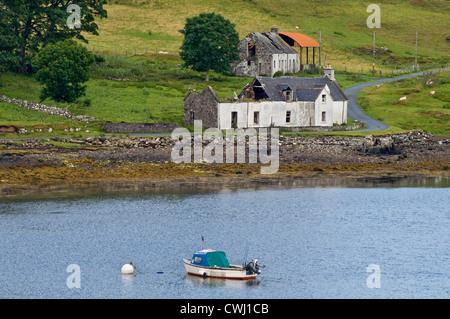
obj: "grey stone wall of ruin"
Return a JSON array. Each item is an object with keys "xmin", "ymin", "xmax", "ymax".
[
  {"xmin": 230, "ymin": 33, "xmax": 273, "ymax": 77},
  {"xmin": 183, "ymin": 86, "xmax": 219, "ymax": 128},
  {"xmin": 104, "ymin": 122, "xmax": 178, "ymax": 133}
]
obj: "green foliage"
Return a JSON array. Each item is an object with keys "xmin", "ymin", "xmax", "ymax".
[
  {"xmin": 33, "ymin": 39, "xmax": 95, "ymax": 103},
  {"xmin": 273, "ymin": 71, "xmax": 284, "ymax": 77},
  {"xmin": 0, "ymin": 0, "xmax": 107, "ymax": 74},
  {"xmin": 0, "ymin": 7, "xmax": 21, "ymax": 72},
  {"xmin": 179, "ymin": 12, "xmax": 240, "ymax": 81}
]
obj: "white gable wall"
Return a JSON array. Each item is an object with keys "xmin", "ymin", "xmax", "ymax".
[{"xmin": 314, "ymin": 86, "xmax": 334, "ymax": 126}]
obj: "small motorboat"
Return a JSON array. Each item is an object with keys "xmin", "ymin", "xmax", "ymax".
[{"xmin": 182, "ymin": 249, "xmax": 261, "ymax": 280}]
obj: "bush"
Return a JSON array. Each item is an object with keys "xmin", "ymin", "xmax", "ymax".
[
  {"xmin": 94, "ymin": 54, "xmax": 106, "ymax": 63},
  {"xmin": 33, "ymin": 39, "xmax": 95, "ymax": 103},
  {"xmin": 273, "ymin": 71, "xmax": 284, "ymax": 77}
]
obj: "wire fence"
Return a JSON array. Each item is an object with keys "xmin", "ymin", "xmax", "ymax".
[{"xmin": 333, "ymin": 63, "xmax": 450, "ymax": 77}]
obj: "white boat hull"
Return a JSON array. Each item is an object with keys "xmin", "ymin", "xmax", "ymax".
[{"xmin": 182, "ymin": 259, "xmax": 257, "ymax": 280}]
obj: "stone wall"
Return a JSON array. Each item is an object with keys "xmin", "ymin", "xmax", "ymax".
[
  {"xmin": 231, "ymin": 33, "xmax": 274, "ymax": 77},
  {"xmin": 103, "ymin": 122, "xmax": 178, "ymax": 133},
  {"xmin": 184, "ymin": 86, "xmax": 220, "ymax": 128},
  {"xmin": 0, "ymin": 95, "xmax": 95, "ymax": 123},
  {"xmin": 286, "ymin": 120, "xmax": 364, "ymax": 132}
]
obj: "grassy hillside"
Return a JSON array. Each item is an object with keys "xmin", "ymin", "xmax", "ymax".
[{"xmin": 86, "ymin": 0, "xmax": 450, "ymax": 72}]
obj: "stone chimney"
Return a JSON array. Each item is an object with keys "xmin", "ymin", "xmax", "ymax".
[
  {"xmin": 323, "ymin": 62, "xmax": 335, "ymax": 81},
  {"xmin": 271, "ymin": 27, "xmax": 279, "ymax": 35}
]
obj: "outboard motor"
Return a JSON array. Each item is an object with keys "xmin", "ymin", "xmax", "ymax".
[{"xmin": 245, "ymin": 259, "xmax": 261, "ymax": 275}]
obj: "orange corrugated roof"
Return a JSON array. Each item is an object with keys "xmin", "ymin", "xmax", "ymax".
[{"xmin": 279, "ymin": 32, "xmax": 320, "ymax": 48}]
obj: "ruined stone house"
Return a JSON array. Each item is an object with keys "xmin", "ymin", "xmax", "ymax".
[
  {"xmin": 184, "ymin": 65, "xmax": 348, "ymax": 130},
  {"xmin": 184, "ymin": 86, "xmax": 220, "ymax": 128},
  {"xmin": 230, "ymin": 28, "xmax": 300, "ymax": 77}
]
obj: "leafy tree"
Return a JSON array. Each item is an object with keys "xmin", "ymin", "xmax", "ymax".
[
  {"xmin": 33, "ymin": 39, "xmax": 95, "ymax": 103},
  {"xmin": 0, "ymin": 7, "xmax": 21, "ymax": 72},
  {"xmin": 0, "ymin": 0, "xmax": 107, "ymax": 74},
  {"xmin": 179, "ymin": 12, "xmax": 239, "ymax": 81}
]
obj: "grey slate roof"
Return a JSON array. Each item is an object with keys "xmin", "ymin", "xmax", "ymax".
[
  {"xmin": 254, "ymin": 32, "xmax": 298, "ymax": 55},
  {"xmin": 254, "ymin": 76, "xmax": 348, "ymax": 102},
  {"xmin": 295, "ymin": 88, "xmax": 323, "ymax": 101}
]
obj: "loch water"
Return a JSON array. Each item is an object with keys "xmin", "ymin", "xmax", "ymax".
[{"xmin": 0, "ymin": 177, "xmax": 449, "ymax": 299}]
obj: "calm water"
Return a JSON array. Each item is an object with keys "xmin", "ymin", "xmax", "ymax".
[{"xmin": 0, "ymin": 180, "xmax": 449, "ymax": 299}]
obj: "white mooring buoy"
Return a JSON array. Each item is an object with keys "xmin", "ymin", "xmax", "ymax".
[{"xmin": 121, "ymin": 262, "xmax": 134, "ymax": 275}]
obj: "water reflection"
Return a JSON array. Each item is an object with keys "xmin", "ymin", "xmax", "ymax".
[
  {"xmin": 1, "ymin": 175, "xmax": 448, "ymax": 201},
  {"xmin": 121, "ymin": 273, "xmax": 136, "ymax": 295},
  {"xmin": 184, "ymin": 274, "xmax": 260, "ymax": 288}
]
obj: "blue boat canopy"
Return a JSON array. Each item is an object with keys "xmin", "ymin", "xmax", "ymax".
[{"xmin": 191, "ymin": 249, "xmax": 230, "ymax": 268}]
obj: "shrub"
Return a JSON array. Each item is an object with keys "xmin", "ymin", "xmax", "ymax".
[{"xmin": 33, "ymin": 39, "xmax": 95, "ymax": 103}]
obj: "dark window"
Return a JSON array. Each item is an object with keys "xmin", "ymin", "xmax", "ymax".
[
  {"xmin": 284, "ymin": 89, "xmax": 292, "ymax": 101},
  {"xmin": 190, "ymin": 111, "xmax": 195, "ymax": 120},
  {"xmin": 248, "ymin": 43, "xmax": 255, "ymax": 56},
  {"xmin": 322, "ymin": 94, "xmax": 326, "ymax": 103},
  {"xmin": 253, "ymin": 111, "xmax": 260, "ymax": 124},
  {"xmin": 322, "ymin": 111, "xmax": 326, "ymax": 122},
  {"xmin": 231, "ymin": 112, "xmax": 238, "ymax": 128},
  {"xmin": 286, "ymin": 111, "xmax": 291, "ymax": 123}
]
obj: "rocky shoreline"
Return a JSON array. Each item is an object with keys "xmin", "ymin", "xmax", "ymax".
[{"xmin": 0, "ymin": 130, "xmax": 448, "ymax": 196}]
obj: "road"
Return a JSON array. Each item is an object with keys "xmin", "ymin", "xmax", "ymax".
[{"xmin": 344, "ymin": 68, "xmax": 450, "ymax": 132}]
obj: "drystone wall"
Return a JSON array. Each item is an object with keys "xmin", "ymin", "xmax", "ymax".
[{"xmin": 0, "ymin": 95, "xmax": 95, "ymax": 123}]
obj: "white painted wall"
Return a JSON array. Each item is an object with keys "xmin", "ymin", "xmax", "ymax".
[
  {"xmin": 314, "ymin": 86, "xmax": 334, "ymax": 126},
  {"xmin": 217, "ymin": 85, "xmax": 347, "ymax": 129},
  {"xmin": 271, "ymin": 53, "xmax": 300, "ymax": 76},
  {"xmin": 218, "ymin": 101, "xmax": 315, "ymax": 130},
  {"xmin": 332, "ymin": 101, "xmax": 348, "ymax": 124}
]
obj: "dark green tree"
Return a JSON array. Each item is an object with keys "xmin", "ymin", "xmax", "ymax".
[
  {"xmin": 0, "ymin": 7, "xmax": 21, "ymax": 72},
  {"xmin": 33, "ymin": 39, "xmax": 95, "ymax": 103},
  {"xmin": 179, "ymin": 12, "xmax": 239, "ymax": 81},
  {"xmin": 0, "ymin": 0, "xmax": 107, "ymax": 74}
]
